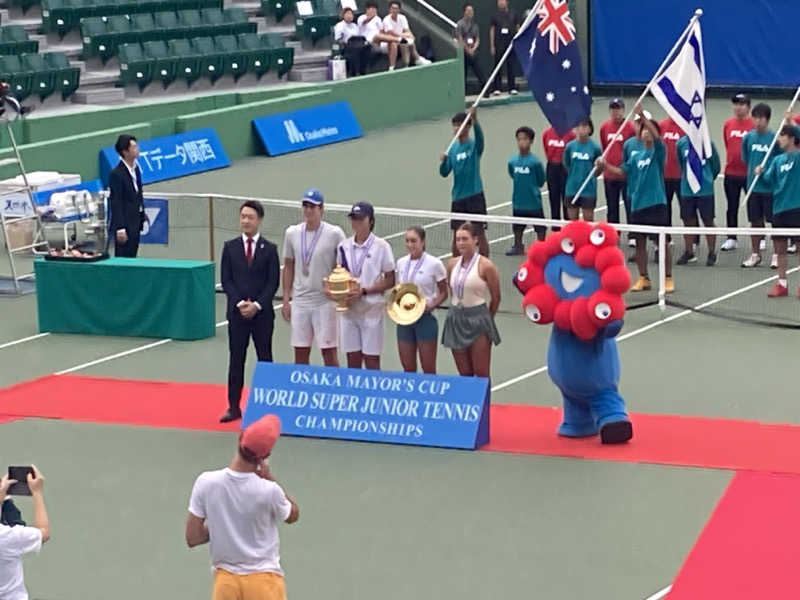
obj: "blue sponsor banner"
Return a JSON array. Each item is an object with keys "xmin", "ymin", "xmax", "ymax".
[
  {"xmin": 98, "ymin": 128, "xmax": 230, "ymax": 186},
  {"xmin": 140, "ymin": 197, "xmax": 168, "ymax": 244},
  {"xmin": 243, "ymin": 362, "xmax": 490, "ymax": 450},
  {"xmin": 251, "ymin": 101, "xmax": 363, "ymax": 156}
]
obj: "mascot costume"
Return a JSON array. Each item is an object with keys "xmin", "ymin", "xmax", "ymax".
[{"xmin": 513, "ymin": 220, "xmax": 633, "ymax": 444}]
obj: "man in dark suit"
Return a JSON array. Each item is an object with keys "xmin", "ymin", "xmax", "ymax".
[
  {"xmin": 108, "ymin": 134, "xmax": 145, "ymax": 258},
  {"xmin": 220, "ymin": 200, "xmax": 280, "ymax": 423}
]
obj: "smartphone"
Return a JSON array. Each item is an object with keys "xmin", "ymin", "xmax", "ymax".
[{"xmin": 7, "ymin": 466, "xmax": 34, "ymax": 496}]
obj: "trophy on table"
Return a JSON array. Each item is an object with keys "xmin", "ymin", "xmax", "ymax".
[{"xmin": 324, "ymin": 264, "xmax": 359, "ymax": 312}]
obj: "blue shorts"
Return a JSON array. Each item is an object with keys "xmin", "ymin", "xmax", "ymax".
[{"xmin": 396, "ymin": 312, "xmax": 438, "ymax": 343}]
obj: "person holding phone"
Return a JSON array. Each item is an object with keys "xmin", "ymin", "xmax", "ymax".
[{"xmin": 0, "ymin": 465, "xmax": 50, "ymax": 600}]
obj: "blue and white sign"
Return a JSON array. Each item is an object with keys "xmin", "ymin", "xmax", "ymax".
[
  {"xmin": 140, "ymin": 197, "xmax": 168, "ymax": 244},
  {"xmin": 252, "ymin": 101, "xmax": 363, "ymax": 156},
  {"xmin": 243, "ymin": 362, "xmax": 490, "ymax": 450},
  {"xmin": 99, "ymin": 128, "xmax": 230, "ymax": 186}
]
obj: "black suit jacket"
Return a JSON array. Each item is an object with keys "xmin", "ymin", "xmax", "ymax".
[
  {"xmin": 221, "ymin": 236, "xmax": 280, "ymax": 319},
  {"xmin": 108, "ymin": 161, "xmax": 144, "ymax": 236}
]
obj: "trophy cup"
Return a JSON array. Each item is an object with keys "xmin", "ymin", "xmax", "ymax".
[
  {"xmin": 387, "ymin": 283, "xmax": 426, "ymax": 325},
  {"xmin": 324, "ymin": 264, "xmax": 358, "ymax": 312}
]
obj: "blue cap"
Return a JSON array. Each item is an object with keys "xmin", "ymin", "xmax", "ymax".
[
  {"xmin": 302, "ymin": 188, "xmax": 324, "ymax": 205},
  {"xmin": 347, "ymin": 201, "xmax": 374, "ymax": 218}
]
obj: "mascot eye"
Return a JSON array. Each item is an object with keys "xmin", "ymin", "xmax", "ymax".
[
  {"xmin": 560, "ymin": 238, "xmax": 575, "ymax": 254},
  {"xmin": 525, "ymin": 304, "xmax": 542, "ymax": 322},
  {"xmin": 594, "ymin": 302, "xmax": 611, "ymax": 320},
  {"xmin": 590, "ymin": 229, "xmax": 606, "ymax": 246},
  {"xmin": 517, "ymin": 266, "xmax": 528, "ymax": 282}
]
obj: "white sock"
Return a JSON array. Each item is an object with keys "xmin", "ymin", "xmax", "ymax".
[{"xmin": 779, "ymin": 278, "xmax": 788, "ymax": 287}]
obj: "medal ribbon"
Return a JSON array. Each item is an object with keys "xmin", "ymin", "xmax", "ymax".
[
  {"xmin": 300, "ymin": 223, "xmax": 324, "ymax": 270},
  {"xmin": 403, "ymin": 252, "xmax": 426, "ymax": 283},
  {"xmin": 454, "ymin": 253, "xmax": 479, "ymax": 299},
  {"xmin": 350, "ymin": 233, "xmax": 375, "ymax": 277}
]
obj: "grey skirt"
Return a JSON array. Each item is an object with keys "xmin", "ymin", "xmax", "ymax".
[{"xmin": 441, "ymin": 303, "xmax": 501, "ymax": 350}]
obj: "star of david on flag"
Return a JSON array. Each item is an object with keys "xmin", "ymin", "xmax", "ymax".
[
  {"xmin": 513, "ymin": 0, "xmax": 591, "ymax": 136},
  {"xmin": 650, "ymin": 20, "xmax": 712, "ymax": 194}
]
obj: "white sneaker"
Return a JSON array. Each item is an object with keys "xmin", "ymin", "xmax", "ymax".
[
  {"xmin": 741, "ymin": 253, "xmax": 762, "ymax": 268},
  {"xmin": 789, "ymin": 243, "xmax": 797, "ymax": 254},
  {"xmin": 770, "ymin": 253, "xmax": 778, "ymax": 269},
  {"xmin": 759, "ymin": 239, "xmax": 766, "ymax": 251},
  {"xmin": 491, "ymin": 90, "xmax": 502, "ymax": 97},
  {"xmin": 721, "ymin": 239, "xmax": 738, "ymax": 251},
  {"xmin": 415, "ymin": 56, "xmax": 431, "ymax": 65},
  {"xmin": 388, "ymin": 66, "xmax": 395, "ymax": 71},
  {"xmin": 509, "ymin": 88, "xmax": 519, "ymax": 95},
  {"xmin": 628, "ymin": 238, "xmax": 636, "ymax": 248}
]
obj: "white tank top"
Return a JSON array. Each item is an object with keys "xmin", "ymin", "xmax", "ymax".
[{"xmin": 450, "ymin": 254, "xmax": 488, "ymax": 307}]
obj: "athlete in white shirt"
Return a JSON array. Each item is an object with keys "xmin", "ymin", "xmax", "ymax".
[
  {"xmin": 357, "ymin": 0, "xmax": 402, "ymax": 70},
  {"xmin": 281, "ymin": 188, "xmax": 345, "ymax": 366},
  {"xmin": 383, "ymin": 1, "xmax": 431, "ymax": 68},
  {"xmin": 0, "ymin": 466, "xmax": 50, "ymax": 600},
  {"xmin": 332, "ymin": 202, "xmax": 395, "ymax": 369},
  {"xmin": 187, "ymin": 415, "xmax": 299, "ymax": 600}
]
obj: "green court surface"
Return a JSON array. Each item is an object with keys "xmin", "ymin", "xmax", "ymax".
[{"xmin": 1, "ymin": 97, "xmax": 799, "ymax": 600}]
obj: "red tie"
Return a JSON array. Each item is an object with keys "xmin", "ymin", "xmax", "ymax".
[{"xmin": 246, "ymin": 237, "xmax": 253, "ymax": 264}]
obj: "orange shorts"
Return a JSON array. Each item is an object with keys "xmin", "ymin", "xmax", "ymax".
[{"xmin": 212, "ymin": 568, "xmax": 287, "ymax": 600}]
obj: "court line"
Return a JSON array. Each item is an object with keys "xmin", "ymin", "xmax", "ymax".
[
  {"xmin": 643, "ymin": 584, "xmax": 671, "ymax": 600},
  {"xmin": 0, "ymin": 332, "xmax": 50, "ymax": 350},
  {"xmin": 491, "ymin": 266, "xmax": 800, "ymax": 392}
]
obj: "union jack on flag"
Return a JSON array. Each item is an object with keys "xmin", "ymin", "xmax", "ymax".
[{"xmin": 536, "ymin": 0, "xmax": 576, "ymax": 54}]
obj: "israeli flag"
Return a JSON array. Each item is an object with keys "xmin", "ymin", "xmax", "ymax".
[{"xmin": 650, "ymin": 20, "xmax": 712, "ymax": 194}]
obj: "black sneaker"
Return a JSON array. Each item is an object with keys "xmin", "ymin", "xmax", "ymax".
[
  {"xmin": 505, "ymin": 245, "xmax": 524, "ymax": 256},
  {"xmin": 676, "ymin": 251, "xmax": 696, "ymax": 265},
  {"xmin": 706, "ymin": 251, "xmax": 717, "ymax": 266}
]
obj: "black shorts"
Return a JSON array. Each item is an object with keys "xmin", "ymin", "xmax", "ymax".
[
  {"xmin": 451, "ymin": 192, "xmax": 487, "ymax": 231},
  {"xmin": 512, "ymin": 207, "xmax": 546, "ymax": 235},
  {"xmin": 565, "ymin": 195, "xmax": 597, "ymax": 210},
  {"xmin": 772, "ymin": 208, "xmax": 800, "ymax": 241},
  {"xmin": 747, "ymin": 192, "xmax": 773, "ymax": 224},
  {"xmin": 679, "ymin": 195, "xmax": 714, "ymax": 222},
  {"xmin": 631, "ymin": 203, "xmax": 670, "ymax": 242}
]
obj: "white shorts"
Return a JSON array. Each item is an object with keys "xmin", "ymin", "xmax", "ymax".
[
  {"xmin": 375, "ymin": 41, "xmax": 389, "ymax": 54},
  {"xmin": 339, "ymin": 305, "xmax": 384, "ymax": 356},
  {"xmin": 290, "ymin": 303, "xmax": 338, "ymax": 349}
]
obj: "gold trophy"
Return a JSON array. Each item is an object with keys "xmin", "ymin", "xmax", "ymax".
[
  {"xmin": 387, "ymin": 283, "xmax": 426, "ymax": 325},
  {"xmin": 324, "ymin": 264, "xmax": 359, "ymax": 312}
]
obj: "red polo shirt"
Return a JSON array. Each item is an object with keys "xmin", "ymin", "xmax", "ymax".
[
  {"xmin": 599, "ymin": 119, "xmax": 635, "ymax": 180},
  {"xmin": 723, "ymin": 116, "xmax": 754, "ymax": 176},
  {"xmin": 541, "ymin": 126, "xmax": 575, "ymax": 164},
  {"xmin": 659, "ymin": 117, "xmax": 684, "ymax": 180}
]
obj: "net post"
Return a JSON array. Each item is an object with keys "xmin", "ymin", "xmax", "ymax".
[
  {"xmin": 658, "ymin": 231, "xmax": 666, "ymax": 312},
  {"xmin": 208, "ymin": 195, "xmax": 215, "ymax": 263}
]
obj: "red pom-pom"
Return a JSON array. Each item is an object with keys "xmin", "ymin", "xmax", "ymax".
[
  {"xmin": 575, "ymin": 244, "xmax": 599, "ymax": 268},
  {"xmin": 586, "ymin": 290, "xmax": 626, "ymax": 328},
  {"xmin": 589, "ymin": 222, "xmax": 619, "ymax": 248},
  {"xmin": 522, "ymin": 284, "xmax": 558, "ymax": 324},
  {"xmin": 601, "ymin": 264, "xmax": 631, "ymax": 295},
  {"xmin": 553, "ymin": 298, "xmax": 573, "ymax": 330},
  {"xmin": 595, "ymin": 245, "xmax": 624, "ymax": 272},
  {"xmin": 515, "ymin": 260, "xmax": 544, "ymax": 294},
  {"xmin": 570, "ymin": 296, "xmax": 598, "ymax": 341},
  {"xmin": 528, "ymin": 239, "xmax": 553, "ymax": 266},
  {"xmin": 543, "ymin": 231, "xmax": 564, "ymax": 259},
  {"xmin": 561, "ymin": 220, "xmax": 592, "ymax": 250}
]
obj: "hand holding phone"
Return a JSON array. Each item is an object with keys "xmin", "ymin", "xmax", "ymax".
[{"xmin": 7, "ymin": 466, "xmax": 34, "ymax": 496}]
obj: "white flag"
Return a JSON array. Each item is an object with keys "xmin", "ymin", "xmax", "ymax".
[{"xmin": 650, "ymin": 21, "xmax": 712, "ymax": 194}]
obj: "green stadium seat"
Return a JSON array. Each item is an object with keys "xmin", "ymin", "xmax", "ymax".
[
  {"xmin": 143, "ymin": 39, "xmax": 176, "ymax": 87},
  {"xmin": 200, "ymin": 7, "xmax": 225, "ymax": 31},
  {"xmin": 130, "ymin": 12, "xmax": 156, "ymax": 37},
  {"xmin": 106, "ymin": 14, "xmax": 135, "ymax": 48},
  {"xmin": 167, "ymin": 38, "xmax": 200, "ymax": 85},
  {"xmin": 261, "ymin": 33, "xmax": 293, "ymax": 78},
  {"xmin": 191, "ymin": 36, "xmax": 223, "ymax": 82},
  {"xmin": 237, "ymin": 32, "xmax": 270, "ymax": 78},
  {"xmin": 118, "ymin": 42, "xmax": 153, "ymax": 88},
  {"xmin": 0, "ymin": 26, "xmax": 39, "ymax": 55},
  {"xmin": 0, "ymin": 55, "xmax": 33, "ymax": 101},
  {"xmin": 262, "ymin": 0, "xmax": 295, "ymax": 23},
  {"xmin": 20, "ymin": 53, "xmax": 56, "ymax": 100},
  {"xmin": 214, "ymin": 35, "xmax": 247, "ymax": 80},
  {"xmin": 43, "ymin": 52, "xmax": 81, "ymax": 99},
  {"xmin": 80, "ymin": 17, "xmax": 108, "ymax": 58},
  {"xmin": 153, "ymin": 10, "xmax": 180, "ymax": 38},
  {"xmin": 177, "ymin": 9, "xmax": 206, "ymax": 36}
]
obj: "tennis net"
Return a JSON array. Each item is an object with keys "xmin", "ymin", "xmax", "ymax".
[{"xmin": 153, "ymin": 192, "xmax": 800, "ymax": 326}]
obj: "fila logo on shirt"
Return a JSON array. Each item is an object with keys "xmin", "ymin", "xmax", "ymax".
[
  {"xmin": 456, "ymin": 151, "xmax": 470, "ymax": 161},
  {"xmin": 663, "ymin": 132, "xmax": 681, "ymax": 141},
  {"xmin": 547, "ymin": 139, "xmax": 565, "ymax": 147},
  {"xmin": 606, "ymin": 133, "xmax": 625, "ymax": 143},
  {"xmin": 284, "ymin": 120, "xmax": 306, "ymax": 144},
  {"xmin": 752, "ymin": 143, "xmax": 770, "ymax": 153},
  {"xmin": 637, "ymin": 157, "xmax": 652, "ymax": 169},
  {"xmin": 572, "ymin": 151, "xmax": 590, "ymax": 160},
  {"xmin": 779, "ymin": 161, "xmax": 794, "ymax": 173},
  {"xmin": 730, "ymin": 130, "xmax": 748, "ymax": 139},
  {"xmin": 514, "ymin": 166, "xmax": 531, "ymax": 174}
]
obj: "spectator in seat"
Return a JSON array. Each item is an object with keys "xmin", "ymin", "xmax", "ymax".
[
  {"xmin": 358, "ymin": 1, "xmax": 402, "ymax": 71},
  {"xmin": 457, "ymin": 3, "xmax": 485, "ymax": 92},
  {"xmin": 334, "ymin": 7, "xmax": 367, "ymax": 76},
  {"xmin": 382, "ymin": 1, "xmax": 431, "ymax": 68}
]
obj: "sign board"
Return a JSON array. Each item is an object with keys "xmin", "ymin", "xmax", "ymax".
[
  {"xmin": 99, "ymin": 128, "xmax": 230, "ymax": 186},
  {"xmin": 251, "ymin": 101, "xmax": 363, "ymax": 156},
  {"xmin": 242, "ymin": 362, "xmax": 490, "ymax": 450},
  {"xmin": 140, "ymin": 197, "xmax": 168, "ymax": 244}
]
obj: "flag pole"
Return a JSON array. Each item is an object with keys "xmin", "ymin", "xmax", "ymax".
[
  {"xmin": 570, "ymin": 8, "xmax": 704, "ymax": 205},
  {"xmin": 444, "ymin": 0, "xmax": 543, "ymax": 154},
  {"xmin": 739, "ymin": 84, "xmax": 800, "ymax": 208}
]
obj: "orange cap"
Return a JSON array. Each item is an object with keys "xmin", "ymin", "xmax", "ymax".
[{"xmin": 239, "ymin": 415, "xmax": 281, "ymax": 459}]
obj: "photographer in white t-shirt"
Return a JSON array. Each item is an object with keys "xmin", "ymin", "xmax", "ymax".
[
  {"xmin": 0, "ymin": 466, "xmax": 50, "ymax": 600},
  {"xmin": 382, "ymin": 1, "xmax": 430, "ymax": 68}
]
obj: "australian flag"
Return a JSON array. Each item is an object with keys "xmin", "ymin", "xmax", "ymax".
[{"xmin": 513, "ymin": 0, "xmax": 591, "ymax": 136}]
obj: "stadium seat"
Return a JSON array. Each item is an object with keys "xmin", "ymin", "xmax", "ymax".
[
  {"xmin": 143, "ymin": 39, "xmax": 176, "ymax": 87},
  {"xmin": 105, "ymin": 14, "xmax": 135, "ymax": 53},
  {"xmin": 222, "ymin": 7, "xmax": 256, "ymax": 34},
  {"xmin": 130, "ymin": 12, "xmax": 156, "ymax": 37},
  {"xmin": 20, "ymin": 53, "xmax": 57, "ymax": 100},
  {"xmin": 167, "ymin": 38, "xmax": 200, "ymax": 85},
  {"xmin": 118, "ymin": 42, "xmax": 153, "ymax": 88},
  {"xmin": 214, "ymin": 34, "xmax": 247, "ymax": 81},
  {"xmin": 0, "ymin": 25, "xmax": 39, "ymax": 55},
  {"xmin": 237, "ymin": 32, "xmax": 270, "ymax": 78},
  {"xmin": 178, "ymin": 9, "xmax": 206, "ymax": 36},
  {"xmin": 262, "ymin": 33, "xmax": 293, "ymax": 78},
  {"xmin": 43, "ymin": 52, "xmax": 81, "ymax": 99},
  {"xmin": 191, "ymin": 36, "xmax": 223, "ymax": 82},
  {"xmin": 0, "ymin": 55, "xmax": 33, "ymax": 101},
  {"xmin": 261, "ymin": 0, "xmax": 295, "ymax": 23},
  {"xmin": 154, "ymin": 10, "xmax": 181, "ymax": 38}
]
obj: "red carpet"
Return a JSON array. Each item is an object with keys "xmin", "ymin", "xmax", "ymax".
[
  {"xmin": 668, "ymin": 471, "xmax": 800, "ymax": 598},
  {"xmin": 1, "ymin": 375, "xmax": 800, "ymax": 474}
]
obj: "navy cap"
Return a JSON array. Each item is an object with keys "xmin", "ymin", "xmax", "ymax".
[
  {"xmin": 609, "ymin": 97, "xmax": 625, "ymax": 109},
  {"xmin": 302, "ymin": 188, "xmax": 324, "ymax": 205},
  {"xmin": 731, "ymin": 93, "xmax": 751, "ymax": 105},
  {"xmin": 348, "ymin": 201, "xmax": 374, "ymax": 218}
]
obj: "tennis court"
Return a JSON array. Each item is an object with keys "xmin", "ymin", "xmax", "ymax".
[{"xmin": 1, "ymin": 97, "xmax": 799, "ymax": 600}]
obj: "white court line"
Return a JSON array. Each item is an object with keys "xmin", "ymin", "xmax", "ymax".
[
  {"xmin": 643, "ymin": 584, "xmax": 671, "ymax": 600},
  {"xmin": 490, "ymin": 265, "xmax": 800, "ymax": 393},
  {"xmin": 0, "ymin": 332, "xmax": 50, "ymax": 350}
]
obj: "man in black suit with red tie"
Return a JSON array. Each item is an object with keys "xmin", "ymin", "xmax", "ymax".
[
  {"xmin": 220, "ymin": 200, "xmax": 280, "ymax": 423},
  {"xmin": 108, "ymin": 134, "xmax": 145, "ymax": 258}
]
